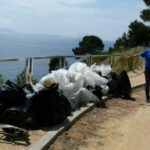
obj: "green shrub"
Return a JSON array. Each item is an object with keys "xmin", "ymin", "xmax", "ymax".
[
  {"xmin": 49, "ymin": 57, "xmax": 67, "ymax": 72},
  {"xmin": 15, "ymin": 69, "xmax": 37, "ymax": 86},
  {"xmin": 0, "ymin": 74, "xmax": 4, "ymax": 85}
]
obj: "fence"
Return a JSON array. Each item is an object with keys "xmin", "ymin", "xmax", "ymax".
[{"xmin": 0, "ymin": 54, "xmax": 144, "ymax": 84}]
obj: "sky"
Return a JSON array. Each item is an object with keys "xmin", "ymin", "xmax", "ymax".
[{"xmin": 0, "ymin": 0, "xmax": 146, "ymax": 41}]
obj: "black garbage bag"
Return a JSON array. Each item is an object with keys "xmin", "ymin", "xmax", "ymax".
[
  {"xmin": 107, "ymin": 72, "xmax": 119, "ymax": 96},
  {"xmin": 117, "ymin": 71, "xmax": 132, "ymax": 99},
  {"xmin": 0, "ymin": 83, "xmax": 71, "ymax": 129},
  {"xmin": 0, "ymin": 107, "xmax": 28, "ymax": 133},
  {"xmin": 0, "ymin": 80, "xmax": 26, "ymax": 114},
  {"xmin": 0, "ymin": 83, "xmax": 33, "ymax": 132},
  {"xmin": 86, "ymin": 85, "xmax": 102, "ymax": 99},
  {"xmin": 28, "ymin": 84, "xmax": 71, "ymax": 126}
]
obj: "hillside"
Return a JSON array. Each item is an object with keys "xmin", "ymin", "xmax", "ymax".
[{"xmin": 0, "ymin": 27, "xmax": 114, "ymax": 57}]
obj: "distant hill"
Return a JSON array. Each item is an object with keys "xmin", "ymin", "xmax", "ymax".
[
  {"xmin": 0, "ymin": 27, "xmax": 19, "ymax": 34},
  {"xmin": 0, "ymin": 27, "xmax": 114, "ymax": 58}
]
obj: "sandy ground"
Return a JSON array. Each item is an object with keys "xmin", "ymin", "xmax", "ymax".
[
  {"xmin": 0, "ymin": 68, "xmax": 146, "ymax": 150},
  {"xmin": 49, "ymin": 87, "xmax": 150, "ymax": 150},
  {"xmin": 49, "ymin": 69, "xmax": 150, "ymax": 150},
  {"xmin": 128, "ymin": 68, "xmax": 144, "ymax": 87},
  {"xmin": 0, "ymin": 128, "xmax": 47, "ymax": 150}
]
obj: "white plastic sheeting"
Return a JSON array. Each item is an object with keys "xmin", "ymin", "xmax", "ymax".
[
  {"xmin": 36, "ymin": 62, "xmax": 112, "ymax": 110},
  {"xmin": 83, "ymin": 68, "xmax": 108, "ymax": 87},
  {"xmin": 73, "ymin": 88, "xmax": 99, "ymax": 106},
  {"xmin": 90, "ymin": 64, "xmax": 112, "ymax": 77},
  {"xmin": 68, "ymin": 62, "xmax": 87, "ymax": 74}
]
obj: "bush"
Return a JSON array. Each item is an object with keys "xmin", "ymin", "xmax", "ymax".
[
  {"xmin": 49, "ymin": 57, "xmax": 67, "ymax": 72},
  {"xmin": 0, "ymin": 74, "xmax": 4, "ymax": 85},
  {"xmin": 15, "ymin": 69, "xmax": 37, "ymax": 86}
]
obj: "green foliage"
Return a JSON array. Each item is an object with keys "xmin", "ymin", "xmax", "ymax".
[
  {"xmin": 140, "ymin": 0, "xmax": 150, "ymax": 22},
  {"xmin": 91, "ymin": 55, "xmax": 108, "ymax": 65},
  {"xmin": 144, "ymin": 0, "xmax": 150, "ymax": 6},
  {"xmin": 112, "ymin": 47, "xmax": 143, "ymax": 73},
  {"xmin": 15, "ymin": 69, "xmax": 37, "ymax": 86},
  {"xmin": 113, "ymin": 55, "xmax": 142, "ymax": 73},
  {"xmin": 114, "ymin": 33, "xmax": 129, "ymax": 49},
  {"xmin": 140, "ymin": 9, "xmax": 150, "ymax": 22},
  {"xmin": 128, "ymin": 20, "xmax": 150, "ymax": 47},
  {"xmin": 112, "ymin": 0, "xmax": 150, "ymax": 53},
  {"xmin": 72, "ymin": 35, "xmax": 104, "ymax": 55},
  {"xmin": 0, "ymin": 74, "xmax": 4, "ymax": 85},
  {"xmin": 16, "ymin": 70, "xmax": 25, "ymax": 86},
  {"xmin": 113, "ymin": 20, "xmax": 150, "ymax": 51}
]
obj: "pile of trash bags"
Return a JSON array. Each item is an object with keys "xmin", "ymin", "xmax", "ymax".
[{"xmin": 0, "ymin": 62, "xmax": 132, "ymax": 130}]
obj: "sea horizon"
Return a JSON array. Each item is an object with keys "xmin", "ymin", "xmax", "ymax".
[{"xmin": 0, "ymin": 28, "xmax": 114, "ymax": 81}]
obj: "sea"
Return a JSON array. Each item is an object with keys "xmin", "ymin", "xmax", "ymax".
[{"xmin": 0, "ymin": 32, "xmax": 114, "ymax": 81}]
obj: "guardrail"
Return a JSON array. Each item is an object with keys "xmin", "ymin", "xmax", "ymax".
[{"xmin": 0, "ymin": 54, "xmax": 144, "ymax": 83}]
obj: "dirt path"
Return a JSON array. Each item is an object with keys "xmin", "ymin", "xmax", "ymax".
[
  {"xmin": 49, "ymin": 86, "xmax": 150, "ymax": 150},
  {"xmin": 81, "ymin": 104, "xmax": 150, "ymax": 150}
]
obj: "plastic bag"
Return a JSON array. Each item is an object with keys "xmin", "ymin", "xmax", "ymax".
[
  {"xmin": 29, "ymin": 84, "xmax": 71, "ymax": 126},
  {"xmin": 68, "ymin": 62, "xmax": 88, "ymax": 74},
  {"xmin": 40, "ymin": 69, "xmax": 69, "ymax": 88},
  {"xmin": 40, "ymin": 74, "xmax": 56, "ymax": 87},
  {"xmin": 86, "ymin": 85, "xmax": 102, "ymax": 99},
  {"xmin": 0, "ymin": 80, "xmax": 26, "ymax": 113},
  {"xmin": 73, "ymin": 88, "xmax": 99, "ymax": 107},
  {"xmin": 34, "ymin": 82, "xmax": 45, "ymax": 92},
  {"xmin": 90, "ymin": 64, "xmax": 112, "ymax": 77},
  {"xmin": 67, "ymin": 71, "xmax": 85, "ymax": 87},
  {"xmin": 117, "ymin": 71, "xmax": 132, "ymax": 98},
  {"xmin": 84, "ymin": 69, "xmax": 108, "ymax": 87},
  {"xmin": 101, "ymin": 85, "xmax": 109, "ymax": 95}
]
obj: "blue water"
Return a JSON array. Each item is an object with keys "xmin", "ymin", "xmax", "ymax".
[{"xmin": 0, "ymin": 33, "xmax": 114, "ymax": 81}]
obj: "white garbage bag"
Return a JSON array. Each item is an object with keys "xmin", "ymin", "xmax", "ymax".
[
  {"xmin": 73, "ymin": 88, "xmax": 99, "ymax": 106},
  {"xmin": 40, "ymin": 74, "xmax": 56, "ymax": 87},
  {"xmin": 40, "ymin": 69, "xmax": 70, "ymax": 88},
  {"xmin": 51, "ymin": 69, "xmax": 69, "ymax": 88},
  {"xmin": 90, "ymin": 63, "xmax": 98, "ymax": 72},
  {"xmin": 90, "ymin": 64, "xmax": 112, "ymax": 77},
  {"xmin": 68, "ymin": 62, "xmax": 88, "ymax": 74},
  {"xmin": 84, "ymin": 68, "xmax": 108, "ymax": 87},
  {"xmin": 67, "ymin": 71, "xmax": 85, "ymax": 87},
  {"xmin": 33, "ymin": 82, "xmax": 45, "ymax": 92},
  {"xmin": 100, "ymin": 64, "xmax": 112, "ymax": 77},
  {"xmin": 101, "ymin": 85, "xmax": 109, "ymax": 95}
]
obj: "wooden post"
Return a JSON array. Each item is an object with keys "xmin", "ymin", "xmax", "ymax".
[
  {"xmin": 63, "ymin": 57, "xmax": 66, "ymax": 69},
  {"xmin": 112, "ymin": 54, "xmax": 115, "ymax": 66},
  {"xmin": 90, "ymin": 55, "xmax": 92, "ymax": 65},
  {"xmin": 59, "ymin": 57, "xmax": 62, "ymax": 68},
  {"xmin": 25, "ymin": 58, "xmax": 33, "ymax": 84},
  {"xmin": 25, "ymin": 58, "xmax": 29, "ymax": 84},
  {"xmin": 109, "ymin": 56, "xmax": 111, "ymax": 65},
  {"xmin": 29, "ymin": 58, "xmax": 33, "ymax": 84}
]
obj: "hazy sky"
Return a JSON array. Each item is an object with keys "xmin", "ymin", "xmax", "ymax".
[{"xmin": 0, "ymin": 0, "xmax": 146, "ymax": 41}]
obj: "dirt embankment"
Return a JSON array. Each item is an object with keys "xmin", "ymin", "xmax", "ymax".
[{"xmin": 49, "ymin": 86, "xmax": 150, "ymax": 150}]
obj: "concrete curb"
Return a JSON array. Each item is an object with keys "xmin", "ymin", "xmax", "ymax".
[
  {"xmin": 28, "ymin": 82, "xmax": 145, "ymax": 150},
  {"xmin": 28, "ymin": 103, "xmax": 95, "ymax": 150},
  {"xmin": 132, "ymin": 82, "xmax": 145, "ymax": 89}
]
